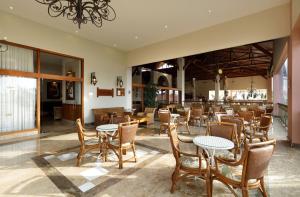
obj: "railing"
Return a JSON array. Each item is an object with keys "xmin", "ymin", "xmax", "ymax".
[{"xmin": 278, "ymin": 103, "xmax": 288, "ymax": 127}]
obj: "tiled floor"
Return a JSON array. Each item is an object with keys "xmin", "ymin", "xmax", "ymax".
[{"xmin": 0, "ymin": 118, "xmax": 299, "ymax": 197}]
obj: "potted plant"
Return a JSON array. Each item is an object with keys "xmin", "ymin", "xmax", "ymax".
[{"xmin": 144, "ymin": 83, "xmax": 158, "ymax": 108}]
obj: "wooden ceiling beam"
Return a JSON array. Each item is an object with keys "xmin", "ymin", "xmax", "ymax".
[{"xmin": 252, "ymin": 43, "xmax": 273, "ymax": 57}]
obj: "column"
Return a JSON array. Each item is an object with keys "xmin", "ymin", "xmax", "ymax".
[
  {"xmin": 177, "ymin": 58, "xmax": 185, "ymax": 104},
  {"xmin": 215, "ymin": 74, "xmax": 220, "ymax": 101}
]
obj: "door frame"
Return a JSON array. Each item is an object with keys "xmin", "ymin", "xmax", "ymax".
[{"xmin": 0, "ymin": 40, "xmax": 84, "ymax": 135}]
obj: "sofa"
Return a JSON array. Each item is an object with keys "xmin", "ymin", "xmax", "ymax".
[
  {"xmin": 132, "ymin": 107, "xmax": 156, "ymax": 125},
  {"xmin": 92, "ymin": 107, "xmax": 125, "ymax": 126}
]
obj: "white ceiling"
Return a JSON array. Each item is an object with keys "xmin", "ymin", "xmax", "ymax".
[{"xmin": 0, "ymin": 0, "xmax": 289, "ymax": 51}]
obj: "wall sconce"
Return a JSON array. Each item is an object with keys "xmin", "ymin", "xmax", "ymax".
[
  {"xmin": 91, "ymin": 72, "xmax": 98, "ymax": 86},
  {"xmin": 117, "ymin": 76, "xmax": 123, "ymax": 87}
]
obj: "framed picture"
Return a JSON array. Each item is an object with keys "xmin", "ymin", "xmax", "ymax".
[
  {"xmin": 66, "ymin": 71, "xmax": 75, "ymax": 100},
  {"xmin": 47, "ymin": 81, "xmax": 61, "ymax": 99},
  {"xmin": 66, "ymin": 81, "xmax": 75, "ymax": 100}
]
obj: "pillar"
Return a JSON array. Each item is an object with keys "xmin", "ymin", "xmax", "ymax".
[
  {"xmin": 177, "ymin": 58, "xmax": 185, "ymax": 105},
  {"xmin": 215, "ymin": 74, "xmax": 220, "ymax": 101}
]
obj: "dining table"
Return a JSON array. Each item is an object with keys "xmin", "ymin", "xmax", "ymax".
[
  {"xmin": 96, "ymin": 124, "xmax": 119, "ymax": 160},
  {"xmin": 193, "ymin": 136, "xmax": 234, "ymax": 166}
]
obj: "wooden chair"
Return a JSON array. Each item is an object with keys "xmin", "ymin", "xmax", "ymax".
[
  {"xmin": 207, "ymin": 122, "xmax": 239, "ymax": 160},
  {"xmin": 177, "ymin": 109, "xmax": 191, "ymax": 134},
  {"xmin": 211, "ymin": 139, "xmax": 276, "ymax": 197},
  {"xmin": 158, "ymin": 109, "xmax": 176, "ymax": 135},
  {"xmin": 190, "ymin": 108, "xmax": 208, "ymax": 126},
  {"xmin": 134, "ymin": 107, "xmax": 156, "ymax": 125},
  {"xmin": 237, "ymin": 111, "xmax": 254, "ymax": 123},
  {"xmin": 167, "ymin": 126, "xmax": 210, "ymax": 195},
  {"xmin": 75, "ymin": 118, "xmax": 100, "ymax": 166},
  {"xmin": 252, "ymin": 109, "xmax": 266, "ymax": 121},
  {"xmin": 111, "ymin": 114, "xmax": 131, "ymax": 124},
  {"xmin": 220, "ymin": 117, "xmax": 245, "ymax": 154},
  {"xmin": 246, "ymin": 116, "xmax": 272, "ymax": 143},
  {"xmin": 106, "ymin": 120, "xmax": 139, "ymax": 169}
]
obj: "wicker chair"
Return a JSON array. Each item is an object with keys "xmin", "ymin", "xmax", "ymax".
[
  {"xmin": 75, "ymin": 118, "xmax": 100, "ymax": 166},
  {"xmin": 245, "ymin": 116, "xmax": 272, "ymax": 143},
  {"xmin": 190, "ymin": 108, "xmax": 208, "ymax": 127},
  {"xmin": 158, "ymin": 109, "xmax": 176, "ymax": 135},
  {"xmin": 207, "ymin": 122, "xmax": 239, "ymax": 160},
  {"xmin": 106, "ymin": 120, "xmax": 139, "ymax": 169},
  {"xmin": 177, "ymin": 109, "xmax": 191, "ymax": 134},
  {"xmin": 168, "ymin": 126, "xmax": 210, "ymax": 195},
  {"xmin": 237, "ymin": 111, "xmax": 254, "ymax": 123},
  {"xmin": 211, "ymin": 139, "xmax": 276, "ymax": 197}
]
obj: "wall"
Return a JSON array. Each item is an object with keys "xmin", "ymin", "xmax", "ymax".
[
  {"xmin": 185, "ymin": 76, "xmax": 268, "ymax": 100},
  {"xmin": 0, "ymin": 11, "xmax": 128, "ymax": 124},
  {"xmin": 127, "ymin": 4, "xmax": 290, "ymax": 67},
  {"xmin": 226, "ymin": 76, "xmax": 268, "ymax": 90}
]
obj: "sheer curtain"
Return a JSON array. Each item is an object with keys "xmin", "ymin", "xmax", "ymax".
[{"xmin": 0, "ymin": 45, "xmax": 36, "ymax": 132}]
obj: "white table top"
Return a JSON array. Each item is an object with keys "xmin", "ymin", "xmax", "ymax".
[
  {"xmin": 96, "ymin": 124, "xmax": 118, "ymax": 132},
  {"xmin": 171, "ymin": 113, "xmax": 180, "ymax": 118},
  {"xmin": 193, "ymin": 136, "xmax": 234, "ymax": 150}
]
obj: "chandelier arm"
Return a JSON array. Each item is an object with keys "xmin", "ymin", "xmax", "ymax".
[{"xmin": 34, "ymin": 0, "xmax": 116, "ymax": 28}]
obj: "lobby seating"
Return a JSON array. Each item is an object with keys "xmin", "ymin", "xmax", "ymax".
[
  {"xmin": 131, "ymin": 107, "xmax": 156, "ymax": 125},
  {"xmin": 211, "ymin": 139, "xmax": 276, "ymax": 197},
  {"xmin": 93, "ymin": 107, "xmax": 125, "ymax": 126},
  {"xmin": 75, "ymin": 118, "xmax": 100, "ymax": 166},
  {"xmin": 246, "ymin": 115, "xmax": 272, "ymax": 143},
  {"xmin": 167, "ymin": 126, "xmax": 210, "ymax": 194},
  {"xmin": 106, "ymin": 121, "xmax": 139, "ymax": 169}
]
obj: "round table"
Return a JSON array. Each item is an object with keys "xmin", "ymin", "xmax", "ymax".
[
  {"xmin": 193, "ymin": 136, "xmax": 234, "ymax": 165},
  {"xmin": 96, "ymin": 124, "xmax": 119, "ymax": 160}
]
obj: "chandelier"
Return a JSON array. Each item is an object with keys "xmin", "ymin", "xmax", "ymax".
[{"xmin": 34, "ymin": 0, "xmax": 116, "ymax": 29}]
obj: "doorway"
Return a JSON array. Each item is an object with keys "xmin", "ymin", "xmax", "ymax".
[{"xmin": 39, "ymin": 52, "xmax": 83, "ymax": 134}]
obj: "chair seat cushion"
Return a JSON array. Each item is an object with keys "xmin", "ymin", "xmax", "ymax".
[
  {"xmin": 214, "ymin": 150, "xmax": 235, "ymax": 160},
  {"xmin": 180, "ymin": 156, "xmax": 207, "ymax": 169},
  {"xmin": 85, "ymin": 138, "xmax": 99, "ymax": 145},
  {"xmin": 161, "ymin": 122, "xmax": 176, "ymax": 126},
  {"xmin": 218, "ymin": 164, "xmax": 243, "ymax": 181},
  {"xmin": 137, "ymin": 112, "xmax": 146, "ymax": 117},
  {"xmin": 109, "ymin": 139, "xmax": 131, "ymax": 147}
]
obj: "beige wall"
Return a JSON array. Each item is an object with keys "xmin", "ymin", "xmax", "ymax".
[
  {"xmin": 127, "ymin": 4, "xmax": 290, "ymax": 67},
  {"xmin": 226, "ymin": 76, "xmax": 268, "ymax": 90},
  {"xmin": 292, "ymin": 0, "xmax": 300, "ymax": 28},
  {"xmin": 0, "ymin": 11, "xmax": 128, "ymax": 124}
]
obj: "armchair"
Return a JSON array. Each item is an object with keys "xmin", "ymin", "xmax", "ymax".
[
  {"xmin": 245, "ymin": 116, "xmax": 272, "ymax": 143},
  {"xmin": 167, "ymin": 126, "xmax": 210, "ymax": 195},
  {"xmin": 211, "ymin": 139, "xmax": 276, "ymax": 197},
  {"xmin": 75, "ymin": 118, "xmax": 100, "ymax": 166},
  {"xmin": 134, "ymin": 107, "xmax": 156, "ymax": 125}
]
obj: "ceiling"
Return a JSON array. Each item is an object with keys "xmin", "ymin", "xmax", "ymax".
[
  {"xmin": 134, "ymin": 40, "xmax": 274, "ymax": 81},
  {"xmin": 0, "ymin": 0, "xmax": 288, "ymax": 51},
  {"xmin": 184, "ymin": 40, "xmax": 274, "ymax": 80}
]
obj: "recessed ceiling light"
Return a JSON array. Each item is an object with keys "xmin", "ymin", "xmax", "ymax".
[
  {"xmin": 75, "ymin": 30, "xmax": 79, "ymax": 33},
  {"xmin": 134, "ymin": 35, "xmax": 139, "ymax": 40},
  {"xmin": 3, "ymin": 36, "xmax": 7, "ymax": 40},
  {"xmin": 208, "ymin": 10, "xmax": 212, "ymax": 15},
  {"xmin": 9, "ymin": 6, "xmax": 14, "ymax": 10},
  {"xmin": 164, "ymin": 25, "xmax": 168, "ymax": 29}
]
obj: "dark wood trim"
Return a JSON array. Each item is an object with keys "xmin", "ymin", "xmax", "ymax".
[
  {"xmin": 40, "ymin": 73, "xmax": 82, "ymax": 82},
  {"xmin": 97, "ymin": 88, "xmax": 114, "ymax": 97},
  {"xmin": 81, "ymin": 59, "xmax": 84, "ymax": 125},
  {"xmin": 36, "ymin": 50, "xmax": 41, "ymax": 133},
  {"xmin": 0, "ymin": 69, "xmax": 38, "ymax": 78},
  {"xmin": 0, "ymin": 41, "xmax": 85, "ymax": 136},
  {"xmin": 0, "ymin": 40, "xmax": 83, "ymax": 61},
  {"xmin": 0, "ymin": 129, "xmax": 38, "ymax": 137}
]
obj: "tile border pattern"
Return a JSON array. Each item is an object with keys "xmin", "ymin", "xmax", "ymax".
[{"xmin": 32, "ymin": 142, "xmax": 168, "ymax": 197}]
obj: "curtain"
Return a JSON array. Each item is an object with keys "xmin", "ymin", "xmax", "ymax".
[
  {"xmin": 0, "ymin": 76, "xmax": 36, "ymax": 132},
  {"xmin": 0, "ymin": 45, "xmax": 36, "ymax": 132},
  {"xmin": 0, "ymin": 45, "xmax": 34, "ymax": 72}
]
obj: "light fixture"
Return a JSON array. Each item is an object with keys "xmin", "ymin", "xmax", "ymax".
[
  {"xmin": 91, "ymin": 72, "xmax": 98, "ymax": 86},
  {"xmin": 218, "ymin": 68, "xmax": 223, "ymax": 75},
  {"xmin": 3, "ymin": 37, "xmax": 7, "ymax": 40},
  {"xmin": 134, "ymin": 36, "xmax": 139, "ymax": 39},
  {"xmin": 34, "ymin": 0, "xmax": 116, "ymax": 29},
  {"xmin": 9, "ymin": 6, "xmax": 14, "ymax": 10},
  {"xmin": 117, "ymin": 76, "xmax": 123, "ymax": 87},
  {"xmin": 164, "ymin": 25, "xmax": 168, "ymax": 29},
  {"xmin": 208, "ymin": 9, "xmax": 212, "ymax": 14}
]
